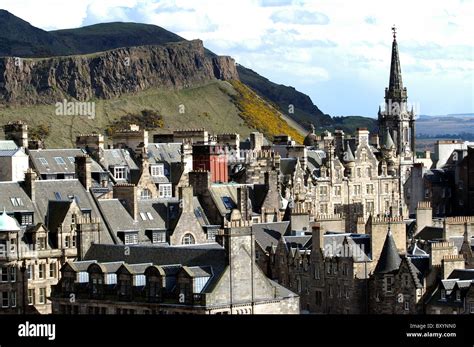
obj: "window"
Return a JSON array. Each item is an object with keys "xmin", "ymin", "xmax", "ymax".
[
  {"xmin": 38, "ymin": 264, "xmax": 45, "ymax": 279},
  {"xmin": 114, "ymin": 167, "xmax": 126, "ymax": 180},
  {"xmin": 345, "ymin": 286, "xmax": 349, "ymax": 299},
  {"xmin": 366, "ymin": 201, "xmax": 374, "ymax": 214},
  {"xmin": 366, "ymin": 184, "xmax": 374, "ymax": 195},
  {"xmin": 1, "ymin": 267, "xmax": 8, "ymax": 282},
  {"xmin": 1, "ymin": 292, "xmax": 8, "ymax": 308},
  {"xmin": 320, "ymin": 186, "xmax": 328, "ymax": 196},
  {"xmin": 357, "ymin": 168, "xmax": 361, "ymax": 177},
  {"xmin": 65, "ymin": 236, "xmax": 70, "ymax": 248},
  {"xmin": 27, "ymin": 265, "xmax": 33, "ymax": 280},
  {"xmin": 140, "ymin": 189, "xmax": 152, "ymax": 200},
  {"xmin": 21, "ymin": 214, "xmax": 33, "ymax": 226},
  {"xmin": 146, "ymin": 212, "xmax": 154, "ymax": 220},
  {"xmin": 385, "ymin": 276, "xmax": 394, "ymax": 293},
  {"xmin": 159, "ymin": 184, "xmax": 172, "ymax": 198},
  {"xmin": 221, "ymin": 197, "xmax": 235, "ymax": 210},
  {"xmin": 124, "ymin": 233, "xmax": 138, "ymax": 245},
  {"xmin": 39, "ymin": 288, "xmax": 46, "ymax": 304},
  {"xmin": 367, "ymin": 167, "xmax": 372, "ymax": 178},
  {"xmin": 470, "ymin": 303, "xmax": 474, "ymax": 314},
  {"xmin": 385, "ymin": 183, "xmax": 390, "ymax": 194},
  {"xmin": 140, "ymin": 213, "xmax": 147, "ymax": 221},
  {"xmin": 72, "ymin": 236, "xmax": 76, "ymax": 247},
  {"xmin": 441, "ymin": 289, "xmax": 446, "ymax": 300},
  {"xmin": 314, "ymin": 266, "xmax": 320, "ymax": 280},
  {"xmin": 28, "ymin": 289, "xmax": 35, "ymax": 305},
  {"xmin": 54, "ymin": 192, "xmax": 62, "ymax": 200},
  {"xmin": 10, "ymin": 197, "xmax": 23, "ymax": 206},
  {"xmin": 320, "ymin": 204, "xmax": 328, "ymax": 214},
  {"xmin": 182, "ymin": 233, "xmax": 195, "ymax": 245},
  {"xmin": 9, "ymin": 267, "xmax": 16, "ymax": 282},
  {"xmin": 456, "ymin": 290, "xmax": 461, "ymax": 301},
  {"xmin": 403, "ymin": 274, "xmax": 410, "ymax": 288},
  {"xmin": 151, "ymin": 165, "xmax": 165, "ymax": 177},
  {"xmin": 328, "ymin": 285, "xmax": 333, "ymax": 298},
  {"xmin": 353, "ymin": 185, "xmax": 361, "ymax": 196},
  {"xmin": 342, "ymin": 263, "xmax": 348, "ymax": 276},
  {"xmin": 49, "ymin": 263, "xmax": 56, "ymax": 278},
  {"xmin": 152, "ymin": 231, "xmax": 166, "ymax": 244},
  {"xmin": 334, "ymin": 186, "xmax": 342, "ymax": 196},
  {"xmin": 54, "ymin": 157, "xmax": 66, "ymax": 165},
  {"xmin": 10, "ymin": 291, "xmax": 16, "ymax": 308},
  {"xmin": 68, "ymin": 157, "xmax": 75, "ymax": 163},
  {"xmin": 38, "ymin": 157, "xmax": 48, "ymax": 165}
]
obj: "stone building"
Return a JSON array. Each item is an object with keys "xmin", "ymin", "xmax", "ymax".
[{"xmin": 51, "ymin": 211, "xmax": 299, "ymax": 315}]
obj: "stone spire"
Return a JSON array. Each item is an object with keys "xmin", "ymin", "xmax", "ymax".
[{"xmin": 388, "ymin": 25, "xmax": 403, "ymax": 95}]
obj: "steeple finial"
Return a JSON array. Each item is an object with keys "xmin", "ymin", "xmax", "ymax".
[{"xmin": 388, "ymin": 26, "xmax": 403, "ymax": 94}]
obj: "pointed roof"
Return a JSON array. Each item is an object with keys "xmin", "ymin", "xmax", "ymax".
[
  {"xmin": 383, "ymin": 130, "xmax": 395, "ymax": 149},
  {"xmin": 388, "ymin": 32, "xmax": 403, "ymax": 92},
  {"xmin": 343, "ymin": 142, "xmax": 355, "ymax": 162},
  {"xmin": 374, "ymin": 229, "xmax": 401, "ymax": 274}
]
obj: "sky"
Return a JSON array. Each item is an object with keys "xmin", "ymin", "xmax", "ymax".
[{"xmin": 1, "ymin": 0, "xmax": 473, "ymax": 117}]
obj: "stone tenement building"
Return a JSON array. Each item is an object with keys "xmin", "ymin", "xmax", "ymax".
[{"xmin": 51, "ymin": 210, "xmax": 299, "ymax": 315}]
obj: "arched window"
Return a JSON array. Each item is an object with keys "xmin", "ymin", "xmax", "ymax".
[{"xmin": 182, "ymin": 233, "xmax": 195, "ymax": 245}]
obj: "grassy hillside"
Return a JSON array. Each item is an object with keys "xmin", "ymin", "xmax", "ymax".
[
  {"xmin": 0, "ymin": 80, "xmax": 304, "ymax": 148},
  {"xmin": 230, "ymin": 80, "xmax": 305, "ymax": 144},
  {"xmin": 0, "ymin": 81, "xmax": 255, "ymax": 148},
  {"xmin": 237, "ymin": 65, "xmax": 332, "ymax": 130}
]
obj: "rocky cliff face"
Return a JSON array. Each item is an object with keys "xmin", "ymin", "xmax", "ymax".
[{"xmin": 0, "ymin": 39, "xmax": 239, "ymax": 104}]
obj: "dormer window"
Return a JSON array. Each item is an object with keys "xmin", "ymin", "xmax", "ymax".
[
  {"xmin": 124, "ymin": 232, "xmax": 138, "ymax": 245},
  {"xmin": 152, "ymin": 231, "xmax": 166, "ymax": 244},
  {"xmin": 151, "ymin": 164, "xmax": 165, "ymax": 177},
  {"xmin": 441, "ymin": 289, "xmax": 446, "ymax": 300},
  {"xmin": 456, "ymin": 290, "xmax": 461, "ymax": 301},
  {"xmin": 114, "ymin": 167, "xmax": 127, "ymax": 180}
]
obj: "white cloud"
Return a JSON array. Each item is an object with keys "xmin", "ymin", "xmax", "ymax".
[{"xmin": 0, "ymin": 0, "xmax": 471, "ymax": 115}]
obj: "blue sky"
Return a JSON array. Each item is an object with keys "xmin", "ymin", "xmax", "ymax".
[{"xmin": 2, "ymin": 0, "xmax": 473, "ymax": 117}]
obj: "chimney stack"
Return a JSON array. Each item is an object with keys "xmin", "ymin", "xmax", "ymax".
[
  {"xmin": 75, "ymin": 155, "xmax": 92, "ymax": 191},
  {"xmin": 113, "ymin": 184, "xmax": 138, "ymax": 221},
  {"xmin": 24, "ymin": 169, "xmax": 37, "ymax": 202},
  {"xmin": 179, "ymin": 186, "xmax": 194, "ymax": 213}
]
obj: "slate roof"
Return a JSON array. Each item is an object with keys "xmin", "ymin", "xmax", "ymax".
[
  {"xmin": 102, "ymin": 149, "xmax": 139, "ymax": 170},
  {"xmin": 29, "ymin": 149, "xmax": 104, "ymax": 175},
  {"xmin": 280, "ymin": 158, "xmax": 297, "ymax": 176},
  {"xmin": 253, "ymin": 221, "xmax": 290, "ymax": 252},
  {"xmin": 416, "ymin": 226, "xmax": 443, "ymax": 241},
  {"xmin": 147, "ymin": 143, "xmax": 181, "ymax": 164},
  {"xmin": 0, "ymin": 143, "xmax": 26, "ymax": 157},
  {"xmin": 97, "ymin": 198, "xmax": 168, "ymax": 243},
  {"xmin": 323, "ymin": 232, "xmax": 371, "ymax": 262},
  {"xmin": 0, "ymin": 140, "xmax": 18, "ymax": 151},
  {"xmin": 33, "ymin": 179, "xmax": 114, "ymax": 244},
  {"xmin": 284, "ymin": 235, "xmax": 312, "ymax": 250},
  {"xmin": 0, "ymin": 182, "xmax": 35, "ymax": 214},
  {"xmin": 209, "ymin": 184, "xmax": 238, "ymax": 216},
  {"xmin": 83, "ymin": 243, "xmax": 227, "ymax": 279},
  {"xmin": 447, "ymin": 269, "xmax": 474, "ymax": 281},
  {"xmin": 374, "ymin": 231, "xmax": 401, "ymax": 274}
]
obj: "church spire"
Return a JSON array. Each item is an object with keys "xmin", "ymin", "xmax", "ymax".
[{"xmin": 388, "ymin": 25, "xmax": 403, "ymax": 94}]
